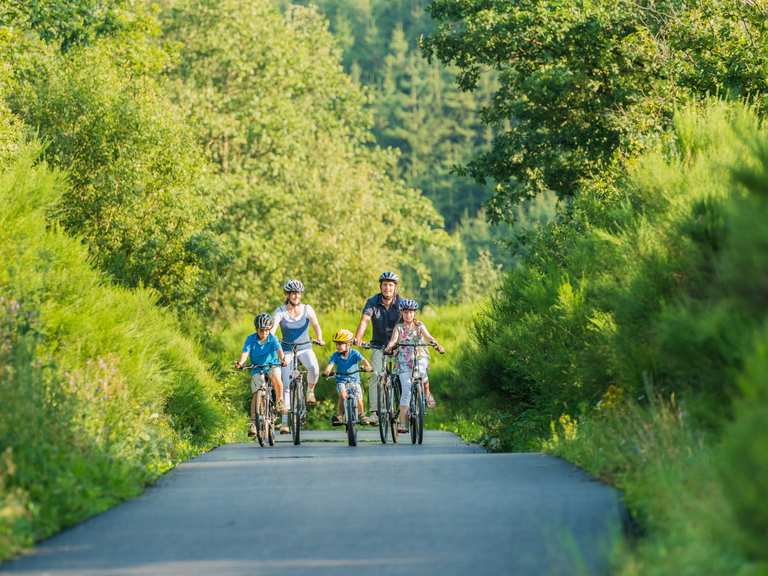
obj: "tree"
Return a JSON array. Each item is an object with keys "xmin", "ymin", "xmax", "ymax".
[{"xmin": 423, "ymin": 0, "xmax": 768, "ymax": 222}]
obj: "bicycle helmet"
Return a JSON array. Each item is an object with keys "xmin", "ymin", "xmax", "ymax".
[
  {"xmin": 399, "ymin": 298, "xmax": 419, "ymax": 311},
  {"xmin": 379, "ymin": 271, "xmax": 399, "ymax": 284},
  {"xmin": 283, "ymin": 279, "xmax": 305, "ymax": 293},
  {"xmin": 332, "ymin": 328, "xmax": 354, "ymax": 343},
  {"xmin": 254, "ymin": 312, "xmax": 274, "ymax": 330}
]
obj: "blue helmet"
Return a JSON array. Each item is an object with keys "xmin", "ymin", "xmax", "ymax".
[
  {"xmin": 379, "ymin": 271, "xmax": 399, "ymax": 284},
  {"xmin": 398, "ymin": 298, "xmax": 419, "ymax": 311}
]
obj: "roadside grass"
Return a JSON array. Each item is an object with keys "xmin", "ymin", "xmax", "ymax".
[{"xmin": 0, "ymin": 152, "xmax": 238, "ymax": 560}]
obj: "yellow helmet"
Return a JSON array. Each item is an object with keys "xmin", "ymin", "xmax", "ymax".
[{"xmin": 332, "ymin": 328, "xmax": 354, "ymax": 343}]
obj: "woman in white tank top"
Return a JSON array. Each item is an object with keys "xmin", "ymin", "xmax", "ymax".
[{"xmin": 271, "ymin": 279, "xmax": 325, "ymax": 432}]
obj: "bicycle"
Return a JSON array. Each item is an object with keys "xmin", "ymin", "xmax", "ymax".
[
  {"xmin": 324, "ymin": 369, "xmax": 367, "ymax": 447},
  {"xmin": 281, "ymin": 339, "xmax": 322, "ymax": 446},
  {"xmin": 394, "ymin": 342, "xmax": 441, "ymax": 445},
  {"xmin": 236, "ymin": 363, "xmax": 280, "ymax": 447},
  {"xmin": 362, "ymin": 342, "xmax": 399, "ymax": 444}
]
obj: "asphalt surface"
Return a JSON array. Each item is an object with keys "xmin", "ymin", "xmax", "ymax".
[{"xmin": 1, "ymin": 430, "xmax": 624, "ymax": 576}]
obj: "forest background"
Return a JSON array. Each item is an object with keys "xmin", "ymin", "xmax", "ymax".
[{"xmin": 1, "ymin": 0, "xmax": 768, "ymax": 574}]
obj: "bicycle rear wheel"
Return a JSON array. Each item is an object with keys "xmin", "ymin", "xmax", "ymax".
[
  {"xmin": 377, "ymin": 378, "xmax": 389, "ymax": 444},
  {"xmin": 346, "ymin": 397, "xmax": 357, "ymax": 447}
]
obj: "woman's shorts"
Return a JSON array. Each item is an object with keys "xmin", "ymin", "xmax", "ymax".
[{"xmin": 250, "ymin": 366, "xmax": 280, "ymax": 393}]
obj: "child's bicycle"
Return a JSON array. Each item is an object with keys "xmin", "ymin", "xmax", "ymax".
[
  {"xmin": 362, "ymin": 342, "xmax": 399, "ymax": 444},
  {"xmin": 395, "ymin": 342, "xmax": 442, "ymax": 445},
  {"xmin": 281, "ymin": 339, "xmax": 322, "ymax": 446},
  {"xmin": 237, "ymin": 363, "xmax": 280, "ymax": 447},
  {"xmin": 324, "ymin": 370, "xmax": 366, "ymax": 447}
]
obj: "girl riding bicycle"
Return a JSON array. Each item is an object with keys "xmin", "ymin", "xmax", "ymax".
[
  {"xmin": 383, "ymin": 299, "xmax": 444, "ymax": 434},
  {"xmin": 323, "ymin": 329, "xmax": 373, "ymax": 426},
  {"xmin": 235, "ymin": 312, "xmax": 288, "ymax": 437}
]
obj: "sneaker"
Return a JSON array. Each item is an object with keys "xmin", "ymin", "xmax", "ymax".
[
  {"xmin": 306, "ymin": 389, "xmax": 316, "ymax": 405},
  {"xmin": 276, "ymin": 400, "xmax": 286, "ymax": 414},
  {"xmin": 397, "ymin": 424, "xmax": 408, "ymax": 434},
  {"xmin": 331, "ymin": 414, "xmax": 344, "ymax": 427},
  {"xmin": 359, "ymin": 415, "xmax": 372, "ymax": 425},
  {"xmin": 367, "ymin": 413, "xmax": 379, "ymax": 426},
  {"xmin": 248, "ymin": 422, "xmax": 257, "ymax": 437},
  {"xmin": 427, "ymin": 394, "xmax": 436, "ymax": 408},
  {"xmin": 280, "ymin": 424, "xmax": 290, "ymax": 434}
]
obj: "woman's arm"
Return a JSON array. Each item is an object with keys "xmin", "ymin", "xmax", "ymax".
[{"xmin": 307, "ymin": 305, "xmax": 324, "ymax": 345}]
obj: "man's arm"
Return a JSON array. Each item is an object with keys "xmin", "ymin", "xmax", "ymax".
[{"xmin": 354, "ymin": 313, "xmax": 371, "ymax": 345}]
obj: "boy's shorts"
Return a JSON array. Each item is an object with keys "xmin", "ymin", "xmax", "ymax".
[
  {"xmin": 336, "ymin": 380, "xmax": 362, "ymax": 397},
  {"xmin": 250, "ymin": 367, "xmax": 280, "ymax": 393}
]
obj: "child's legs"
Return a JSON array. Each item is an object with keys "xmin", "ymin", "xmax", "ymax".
[
  {"xmin": 249, "ymin": 374, "xmax": 265, "ymax": 419},
  {"xmin": 398, "ymin": 370, "xmax": 412, "ymax": 425},
  {"xmin": 336, "ymin": 381, "xmax": 346, "ymax": 416},
  {"xmin": 418, "ymin": 357, "xmax": 431, "ymax": 396},
  {"xmin": 269, "ymin": 367, "xmax": 284, "ymax": 406}
]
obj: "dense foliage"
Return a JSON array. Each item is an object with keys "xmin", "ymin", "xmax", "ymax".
[
  {"xmin": 424, "ymin": 0, "xmax": 768, "ymax": 220},
  {"xmin": 423, "ymin": 1, "xmax": 768, "ymax": 572}
]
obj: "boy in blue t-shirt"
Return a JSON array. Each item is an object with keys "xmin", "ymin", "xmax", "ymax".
[
  {"xmin": 323, "ymin": 328, "xmax": 373, "ymax": 426},
  {"xmin": 235, "ymin": 312, "xmax": 287, "ymax": 437}
]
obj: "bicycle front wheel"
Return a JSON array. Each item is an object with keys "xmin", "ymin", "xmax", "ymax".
[
  {"xmin": 346, "ymin": 397, "xmax": 357, "ymax": 447},
  {"xmin": 291, "ymin": 378, "xmax": 302, "ymax": 446},
  {"xmin": 417, "ymin": 381, "xmax": 425, "ymax": 445},
  {"xmin": 391, "ymin": 375, "xmax": 400, "ymax": 443},
  {"xmin": 255, "ymin": 390, "xmax": 266, "ymax": 447},
  {"xmin": 410, "ymin": 384, "xmax": 418, "ymax": 445},
  {"xmin": 377, "ymin": 378, "xmax": 389, "ymax": 444}
]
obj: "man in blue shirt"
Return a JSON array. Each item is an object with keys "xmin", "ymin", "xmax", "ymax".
[{"xmin": 353, "ymin": 272, "xmax": 403, "ymax": 425}]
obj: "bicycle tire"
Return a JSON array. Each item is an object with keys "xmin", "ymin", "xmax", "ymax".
[
  {"xmin": 291, "ymin": 375, "xmax": 303, "ymax": 446},
  {"xmin": 391, "ymin": 375, "xmax": 400, "ymax": 443},
  {"xmin": 346, "ymin": 397, "xmax": 357, "ymax": 447},
  {"xmin": 266, "ymin": 390, "xmax": 275, "ymax": 447},
  {"xmin": 410, "ymin": 383, "xmax": 418, "ymax": 445},
  {"xmin": 417, "ymin": 381, "xmax": 425, "ymax": 445},
  {"xmin": 255, "ymin": 390, "xmax": 266, "ymax": 447},
  {"xmin": 377, "ymin": 377, "xmax": 388, "ymax": 444}
]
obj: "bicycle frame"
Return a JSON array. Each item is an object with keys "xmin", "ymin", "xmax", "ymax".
[
  {"xmin": 324, "ymin": 369, "xmax": 363, "ymax": 447},
  {"xmin": 240, "ymin": 363, "xmax": 279, "ymax": 447},
  {"xmin": 281, "ymin": 339, "xmax": 320, "ymax": 446}
]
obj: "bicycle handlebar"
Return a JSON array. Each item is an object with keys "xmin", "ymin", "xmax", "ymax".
[
  {"xmin": 281, "ymin": 339, "xmax": 323, "ymax": 347},
  {"xmin": 323, "ymin": 368, "xmax": 372, "ymax": 379},
  {"xmin": 234, "ymin": 362, "xmax": 281, "ymax": 371}
]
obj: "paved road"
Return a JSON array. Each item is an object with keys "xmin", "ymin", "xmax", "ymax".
[{"xmin": 1, "ymin": 430, "xmax": 624, "ymax": 576}]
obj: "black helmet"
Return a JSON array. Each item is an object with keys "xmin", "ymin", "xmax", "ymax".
[
  {"xmin": 379, "ymin": 271, "xmax": 399, "ymax": 284},
  {"xmin": 398, "ymin": 298, "xmax": 419, "ymax": 311},
  {"xmin": 283, "ymin": 279, "xmax": 305, "ymax": 293},
  {"xmin": 254, "ymin": 312, "xmax": 273, "ymax": 330}
]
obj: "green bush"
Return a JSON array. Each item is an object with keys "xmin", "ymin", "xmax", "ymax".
[{"xmin": 0, "ymin": 149, "xmax": 235, "ymax": 560}]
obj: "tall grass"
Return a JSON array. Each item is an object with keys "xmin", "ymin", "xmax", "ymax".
[
  {"xmin": 0, "ymin": 150, "xmax": 237, "ymax": 559},
  {"xmin": 435, "ymin": 101, "xmax": 768, "ymax": 572}
]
